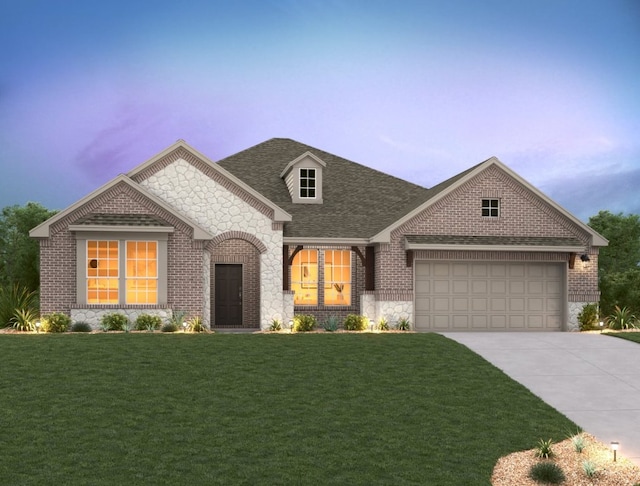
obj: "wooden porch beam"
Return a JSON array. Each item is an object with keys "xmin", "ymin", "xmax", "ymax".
[
  {"xmin": 569, "ymin": 252, "xmax": 576, "ymax": 270},
  {"xmin": 365, "ymin": 246, "xmax": 375, "ymax": 291},
  {"xmin": 288, "ymin": 245, "xmax": 304, "ymax": 265},
  {"xmin": 406, "ymin": 250, "xmax": 414, "ymax": 268},
  {"xmin": 282, "ymin": 245, "xmax": 290, "ymax": 290}
]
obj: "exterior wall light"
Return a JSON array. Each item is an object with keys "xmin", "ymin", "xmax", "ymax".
[
  {"xmin": 580, "ymin": 254, "xmax": 590, "ymax": 262},
  {"xmin": 611, "ymin": 441, "xmax": 619, "ymax": 462}
]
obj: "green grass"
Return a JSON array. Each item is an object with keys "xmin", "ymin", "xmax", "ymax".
[
  {"xmin": 607, "ymin": 331, "xmax": 640, "ymax": 344},
  {"xmin": 0, "ymin": 334, "xmax": 576, "ymax": 485}
]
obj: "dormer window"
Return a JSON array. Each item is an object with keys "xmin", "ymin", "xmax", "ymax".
[{"xmin": 299, "ymin": 169, "xmax": 316, "ymax": 199}]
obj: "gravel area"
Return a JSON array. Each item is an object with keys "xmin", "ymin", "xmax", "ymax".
[{"xmin": 492, "ymin": 433, "xmax": 640, "ymax": 485}]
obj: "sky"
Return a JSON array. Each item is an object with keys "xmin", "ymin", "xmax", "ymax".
[{"xmin": 0, "ymin": 0, "xmax": 638, "ymax": 221}]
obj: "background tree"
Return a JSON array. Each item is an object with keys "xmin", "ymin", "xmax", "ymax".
[
  {"xmin": 0, "ymin": 202, "xmax": 57, "ymax": 292},
  {"xmin": 588, "ymin": 210, "xmax": 640, "ymax": 315}
]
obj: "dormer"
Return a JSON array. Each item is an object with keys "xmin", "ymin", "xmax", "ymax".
[{"xmin": 280, "ymin": 151, "xmax": 326, "ymax": 204}]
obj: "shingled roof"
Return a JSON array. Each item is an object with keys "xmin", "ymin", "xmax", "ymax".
[{"xmin": 217, "ymin": 138, "xmax": 440, "ymax": 239}]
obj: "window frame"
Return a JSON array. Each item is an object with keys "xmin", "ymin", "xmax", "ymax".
[
  {"xmin": 299, "ymin": 168, "xmax": 317, "ymax": 199},
  {"xmin": 481, "ymin": 198, "xmax": 500, "ymax": 218},
  {"xmin": 323, "ymin": 250, "xmax": 351, "ymax": 306},
  {"xmin": 125, "ymin": 240, "xmax": 159, "ymax": 305},
  {"xmin": 291, "ymin": 249, "xmax": 318, "ymax": 306}
]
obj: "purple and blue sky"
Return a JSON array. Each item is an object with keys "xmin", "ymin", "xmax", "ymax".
[{"xmin": 1, "ymin": 0, "xmax": 638, "ymax": 221}]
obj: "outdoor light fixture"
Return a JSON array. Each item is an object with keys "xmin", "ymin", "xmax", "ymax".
[
  {"xmin": 611, "ymin": 441, "xmax": 619, "ymax": 462},
  {"xmin": 182, "ymin": 321, "xmax": 188, "ymax": 332},
  {"xmin": 369, "ymin": 319, "xmax": 374, "ymax": 331},
  {"xmin": 580, "ymin": 254, "xmax": 590, "ymax": 262},
  {"xmin": 35, "ymin": 321, "xmax": 41, "ymax": 333},
  {"xmin": 288, "ymin": 320, "xmax": 294, "ymax": 332}
]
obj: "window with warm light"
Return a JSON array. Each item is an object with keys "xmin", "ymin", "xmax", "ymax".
[
  {"xmin": 291, "ymin": 249, "xmax": 318, "ymax": 305},
  {"xmin": 87, "ymin": 240, "xmax": 119, "ymax": 304},
  {"xmin": 126, "ymin": 241, "xmax": 158, "ymax": 304},
  {"xmin": 324, "ymin": 250, "xmax": 351, "ymax": 305}
]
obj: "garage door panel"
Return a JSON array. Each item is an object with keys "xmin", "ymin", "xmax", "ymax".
[{"xmin": 415, "ymin": 261, "xmax": 564, "ymax": 332}]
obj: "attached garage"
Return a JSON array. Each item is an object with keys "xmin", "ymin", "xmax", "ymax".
[{"xmin": 414, "ymin": 261, "xmax": 565, "ymax": 331}]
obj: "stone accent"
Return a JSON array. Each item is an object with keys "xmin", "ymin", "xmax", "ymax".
[
  {"xmin": 360, "ymin": 292, "xmax": 376, "ymax": 321},
  {"xmin": 568, "ymin": 302, "xmax": 600, "ymax": 332},
  {"xmin": 376, "ymin": 301, "xmax": 414, "ymax": 329},
  {"xmin": 283, "ymin": 291, "xmax": 295, "ymax": 329},
  {"xmin": 70, "ymin": 307, "xmax": 173, "ymax": 330}
]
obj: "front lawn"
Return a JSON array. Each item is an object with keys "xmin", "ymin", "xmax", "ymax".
[
  {"xmin": 0, "ymin": 333, "xmax": 575, "ymax": 484},
  {"xmin": 607, "ymin": 331, "xmax": 640, "ymax": 344}
]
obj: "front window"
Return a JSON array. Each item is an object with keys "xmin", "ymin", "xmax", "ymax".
[
  {"xmin": 324, "ymin": 250, "xmax": 351, "ymax": 306},
  {"xmin": 291, "ymin": 249, "xmax": 318, "ymax": 305},
  {"xmin": 87, "ymin": 240, "xmax": 119, "ymax": 304},
  {"xmin": 482, "ymin": 198, "xmax": 499, "ymax": 217},
  {"xmin": 126, "ymin": 241, "xmax": 158, "ymax": 304},
  {"xmin": 299, "ymin": 168, "xmax": 316, "ymax": 198}
]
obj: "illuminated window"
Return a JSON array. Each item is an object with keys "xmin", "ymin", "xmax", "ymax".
[
  {"xmin": 126, "ymin": 241, "xmax": 158, "ymax": 304},
  {"xmin": 482, "ymin": 199, "xmax": 500, "ymax": 217},
  {"xmin": 299, "ymin": 168, "xmax": 316, "ymax": 198},
  {"xmin": 291, "ymin": 249, "xmax": 318, "ymax": 305},
  {"xmin": 87, "ymin": 240, "xmax": 119, "ymax": 304},
  {"xmin": 324, "ymin": 250, "xmax": 351, "ymax": 306}
]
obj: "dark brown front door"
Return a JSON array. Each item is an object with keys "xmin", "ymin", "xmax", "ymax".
[{"xmin": 215, "ymin": 264, "xmax": 242, "ymax": 327}]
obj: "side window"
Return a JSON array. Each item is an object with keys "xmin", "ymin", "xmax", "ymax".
[
  {"xmin": 87, "ymin": 240, "xmax": 119, "ymax": 304},
  {"xmin": 481, "ymin": 199, "xmax": 499, "ymax": 217},
  {"xmin": 299, "ymin": 168, "xmax": 316, "ymax": 198},
  {"xmin": 291, "ymin": 249, "xmax": 318, "ymax": 305},
  {"xmin": 324, "ymin": 250, "xmax": 351, "ymax": 305}
]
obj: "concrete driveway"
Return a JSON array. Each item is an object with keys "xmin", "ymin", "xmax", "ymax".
[{"xmin": 442, "ymin": 332, "xmax": 640, "ymax": 466}]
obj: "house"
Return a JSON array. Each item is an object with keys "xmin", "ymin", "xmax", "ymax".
[{"xmin": 30, "ymin": 138, "xmax": 607, "ymax": 331}]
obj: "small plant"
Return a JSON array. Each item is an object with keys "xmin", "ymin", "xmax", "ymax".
[
  {"xmin": 70, "ymin": 321, "xmax": 92, "ymax": 332},
  {"xmin": 578, "ymin": 303, "xmax": 599, "ymax": 331},
  {"xmin": 377, "ymin": 317, "xmax": 389, "ymax": 331},
  {"xmin": 607, "ymin": 305, "xmax": 637, "ymax": 330},
  {"xmin": 187, "ymin": 316, "xmax": 207, "ymax": 333},
  {"xmin": 292, "ymin": 314, "xmax": 316, "ymax": 332},
  {"xmin": 0, "ymin": 284, "xmax": 38, "ymax": 328},
  {"xmin": 343, "ymin": 314, "xmax": 367, "ymax": 331},
  {"xmin": 11, "ymin": 308, "xmax": 38, "ymax": 331},
  {"xmin": 169, "ymin": 310, "xmax": 187, "ymax": 329},
  {"xmin": 534, "ymin": 438, "xmax": 554, "ymax": 459},
  {"xmin": 528, "ymin": 462, "xmax": 565, "ymax": 484},
  {"xmin": 100, "ymin": 313, "xmax": 130, "ymax": 332},
  {"xmin": 42, "ymin": 312, "xmax": 71, "ymax": 333},
  {"xmin": 396, "ymin": 317, "xmax": 411, "ymax": 331},
  {"xmin": 570, "ymin": 433, "xmax": 586, "ymax": 453},
  {"xmin": 582, "ymin": 460, "xmax": 597, "ymax": 478},
  {"xmin": 161, "ymin": 322, "xmax": 179, "ymax": 333},
  {"xmin": 135, "ymin": 314, "xmax": 162, "ymax": 331},
  {"xmin": 322, "ymin": 315, "xmax": 340, "ymax": 332},
  {"xmin": 269, "ymin": 319, "xmax": 282, "ymax": 331}
]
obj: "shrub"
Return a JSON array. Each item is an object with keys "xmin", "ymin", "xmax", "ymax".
[
  {"xmin": 578, "ymin": 303, "xmax": 599, "ymax": 331},
  {"xmin": 169, "ymin": 310, "xmax": 187, "ymax": 329},
  {"xmin": 343, "ymin": 314, "xmax": 367, "ymax": 331},
  {"xmin": 607, "ymin": 305, "xmax": 637, "ymax": 330},
  {"xmin": 528, "ymin": 462, "xmax": 565, "ymax": 484},
  {"xmin": 292, "ymin": 314, "xmax": 316, "ymax": 332},
  {"xmin": 70, "ymin": 321, "xmax": 92, "ymax": 332},
  {"xmin": 396, "ymin": 318, "xmax": 411, "ymax": 331},
  {"xmin": 269, "ymin": 319, "xmax": 282, "ymax": 331},
  {"xmin": 187, "ymin": 316, "xmax": 207, "ymax": 333},
  {"xmin": 322, "ymin": 315, "xmax": 340, "ymax": 332},
  {"xmin": 534, "ymin": 438, "xmax": 554, "ymax": 459},
  {"xmin": 135, "ymin": 314, "xmax": 162, "ymax": 331},
  {"xmin": 11, "ymin": 308, "xmax": 38, "ymax": 332},
  {"xmin": 582, "ymin": 460, "xmax": 597, "ymax": 478},
  {"xmin": 570, "ymin": 433, "xmax": 585, "ymax": 453},
  {"xmin": 42, "ymin": 312, "xmax": 71, "ymax": 333},
  {"xmin": 100, "ymin": 313, "xmax": 130, "ymax": 332},
  {"xmin": 377, "ymin": 317, "xmax": 389, "ymax": 331},
  {"xmin": 0, "ymin": 285, "xmax": 38, "ymax": 328},
  {"xmin": 161, "ymin": 322, "xmax": 179, "ymax": 333}
]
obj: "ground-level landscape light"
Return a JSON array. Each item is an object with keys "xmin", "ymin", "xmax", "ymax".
[
  {"xmin": 369, "ymin": 319, "xmax": 374, "ymax": 331},
  {"xmin": 182, "ymin": 322, "xmax": 188, "ymax": 332},
  {"xmin": 35, "ymin": 321, "xmax": 41, "ymax": 333},
  {"xmin": 611, "ymin": 441, "xmax": 619, "ymax": 462}
]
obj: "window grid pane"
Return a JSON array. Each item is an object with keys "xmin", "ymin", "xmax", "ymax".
[
  {"xmin": 87, "ymin": 240, "xmax": 119, "ymax": 304},
  {"xmin": 126, "ymin": 241, "xmax": 158, "ymax": 304},
  {"xmin": 300, "ymin": 168, "xmax": 316, "ymax": 199},
  {"xmin": 291, "ymin": 249, "xmax": 318, "ymax": 305},
  {"xmin": 481, "ymin": 198, "xmax": 500, "ymax": 218},
  {"xmin": 324, "ymin": 250, "xmax": 351, "ymax": 306}
]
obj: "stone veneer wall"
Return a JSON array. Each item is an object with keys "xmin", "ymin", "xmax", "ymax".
[{"xmin": 138, "ymin": 157, "xmax": 284, "ymax": 330}]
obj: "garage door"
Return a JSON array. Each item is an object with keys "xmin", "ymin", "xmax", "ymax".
[{"xmin": 414, "ymin": 261, "xmax": 564, "ymax": 331}]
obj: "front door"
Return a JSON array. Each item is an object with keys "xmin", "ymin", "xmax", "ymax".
[{"xmin": 215, "ymin": 264, "xmax": 242, "ymax": 327}]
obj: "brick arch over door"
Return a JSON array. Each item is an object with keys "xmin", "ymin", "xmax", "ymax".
[
  {"xmin": 210, "ymin": 238, "xmax": 261, "ymax": 328},
  {"xmin": 207, "ymin": 231, "xmax": 267, "ymax": 254}
]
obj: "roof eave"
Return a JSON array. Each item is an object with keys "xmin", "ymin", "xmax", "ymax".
[{"xmin": 404, "ymin": 242, "xmax": 586, "ymax": 253}]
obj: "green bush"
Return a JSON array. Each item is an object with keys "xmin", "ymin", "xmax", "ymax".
[
  {"xmin": 0, "ymin": 285, "xmax": 38, "ymax": 328},
  {"xmin": 100, "ymin": 313, "xmax": 130, "ymax": 332},
  {"xmin": 161, "ymin": 322, "xmax": 179, "ymax": 333},
  {"xmin": 187, "ymin": 316, "xmax": 207, "ymax": 333},
  {"xmin": 570, "ymin": 433, "xmax": 585, "ymax": 453},
  {"xmin": 70, "ymin": 321, "xmax": 92, "ymax": 332},
  {"xmin": 135, "ymin": 314, "xmax": 162, "ymax": 331},
  {"xmin": 322, "ymin": 315, "xmax": 340, "ymax": 332},
  {"xmin": 42, "ymin": 312, "xmax": 71, "ymax": 333},
  {"xmin": 269, "ymin": 319, "xmax": 282, "ymax": 331},
  {"xmin": 607, "ymin": 305, "xmax": 637, "ymax": 330},
  {"xmin": 578, "ymin": 303, "xmax": 599, "ymax": 331},
  {"xmin": 528, "ymin": 462, "xmax": 565, "ymax": 484},
  {"xmin": 292, "ymin": 314, "xmax": 316, "ymax": 332},
  {"xmin": 582, "ymin": 460, "xmax": 597, "ymax": 478},
  {"xmin": 11, "ymin": 308, "xmax": 38, "ymax": 332},
  {"xmin": 396, "ymin": 318, "xmax": 411, "ymax": 331},
  {"xmin": 343, "ymin": 314, "xmax": 367, "ymax": 331},
  {"xmin": 534, "ymin": 438, "xmax": 554, "ymax": 459},
  {"xmin": 377, "ymin": 317, "xmax": 389, "ymax": 331}
]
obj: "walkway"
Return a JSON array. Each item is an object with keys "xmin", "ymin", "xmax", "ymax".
[{"xmin": 442, "ymin": 332, "xmax": 640, "ymax": 466}]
